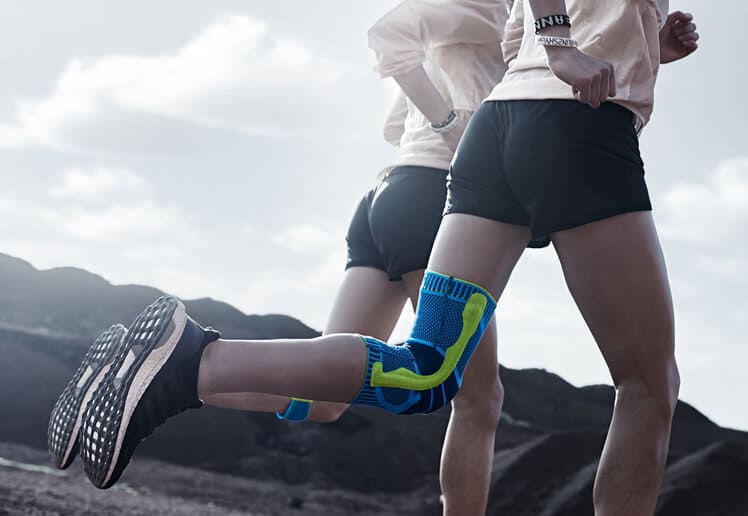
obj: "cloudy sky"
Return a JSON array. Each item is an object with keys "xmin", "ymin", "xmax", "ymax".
[{"xmin": 1, "ymin": 1, "xmax": 746, "ymax": 430}]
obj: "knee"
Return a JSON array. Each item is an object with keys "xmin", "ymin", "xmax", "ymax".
[
  {"xmin": 615, "ymin": 358, "xmax": 680, "ymax": 419},
  {"xmin": 452, "ymin": 377, "xmax": 504, "ymax": 429}
]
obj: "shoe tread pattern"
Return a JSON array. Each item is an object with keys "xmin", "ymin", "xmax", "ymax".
[
  {"xmin": 80, "ymin": 296, "xmax": 178, "ymax": 488},
  {"xmin": 47, "ymin": 324, "xmax": 127, "ymax": 469}
]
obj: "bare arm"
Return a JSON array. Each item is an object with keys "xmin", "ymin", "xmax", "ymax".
[
  {"xmin": 393, "ymin": 66, "xmax": 453, "ymax": 126},
  {"xmin": 393, "ymin": 66, "xmax": 469, "ymax": 152},
  {"xmin": 528, "ymin": 0, "xmax": 616, "ymax": 108}
]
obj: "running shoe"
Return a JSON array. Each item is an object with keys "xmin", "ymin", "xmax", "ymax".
[
  {"xmin": 79, "ymin": 295, "xmax": 220, "ymax": 489},
  {"xmin": 48, "ymin": 324, "xmax": 128, "ymax": 469}
]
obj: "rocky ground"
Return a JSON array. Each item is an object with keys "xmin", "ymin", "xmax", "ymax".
[{"xmin": 0, "ymin": 442, "xmax": 430, "ymax": 516}]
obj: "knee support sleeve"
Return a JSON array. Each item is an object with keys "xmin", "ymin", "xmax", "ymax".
[{"xmin": 351, "ymin": 271, "xmax": 495, "ymax": 414}]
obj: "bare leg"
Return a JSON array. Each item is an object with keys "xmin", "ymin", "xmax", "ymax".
[
  {"xmin": 402, "ymin": 269, "xmax": 502, "ymax": 516},
  {"xmin": 309, "ymin": 267, "xmax": 407, "ymax": 421},
  {"xmin": 198, "ymin": 332, "xmax": 367, "ymax": 402},
  {"xmin": 427, "ymin": 214, "xmax": 530, "ymax": 297},
  {"xmin": 552, "ymin": 212, "xmax": 679, "ymax": 516},
  {"xmin": 202, "ymin": 267, "xmax": 407, "ymax": 420},
  {"xmin": 203, "ymin": 391, "xmax": 293, "ymax": 413},
  {"xmin": 197, "ymin": 214, "xmax": 527, "ymax": 409}
]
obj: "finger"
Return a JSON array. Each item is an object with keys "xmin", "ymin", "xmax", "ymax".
[
  {"xmin": 674, "ymin": 22, "xmax": 696, "ymax": 36},
  {"xmin": 599, "ymin": 68, "xmax": 610, "ymax": 106},
  {"xmin": 666, "ymin": 11, "xmax": 689, "ymax": 27},
  {"xmin": 577, "ymin": 80, "xmax": 591, "ymax": 105},
  {"xmin": 682, "ymin": 38, "xmax": 699, "ymax": 51},
  {"xmin": 589, "ymin": 74, "xmax": 601, "ymax": 108},
  {"xmin": 668, "ymin": 11, "xmax": 692, "ymax": 23},
  {"xmin": 608, "ymin": 64, "xmax": 616, "ymax": 97},
  {"xmin": 678, "ymin": 32, "xmax": 699, "ymax": 43}
]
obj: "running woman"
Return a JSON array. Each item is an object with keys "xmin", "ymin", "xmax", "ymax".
[
  {"xmin": 49, "ymin": 2, "xmax": 510, "ymax": 514},
  {"xmin": 61, "ymin": 2, "xmax": 698, "ymax": 514},
  {"xmin": 204, "ymin": 2, "xmax": 511, "ymax": 513}
]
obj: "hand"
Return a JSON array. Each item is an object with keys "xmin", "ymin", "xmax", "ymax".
[
  {"xmin": 437, "ymin": 110, "xmax": 471, "ymax": 153},
  {"xmin": 546, "ymin": 47, "xmax": 616, "ymax": 108},
  {"xmin": 660, "ymin": 11, "xmax": 699, "ymax": 64}
]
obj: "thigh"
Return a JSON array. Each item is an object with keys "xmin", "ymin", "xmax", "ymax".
[
  {"xmin": 311, "ymin": 267, "xmax": 408, "ymax": 416},
  {"xmin": 552, "ymin": 211, "xmax": 675, "ymax": 384},
  {"xmin": 324, "ymin": 266, "xmax": 407, "ymax": 339},
  {"xmin": 427, "ymin": 213, "xmax": 531, "ymax": 301}
]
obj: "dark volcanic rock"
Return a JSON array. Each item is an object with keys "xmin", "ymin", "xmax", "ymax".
[
  {"xmin": 487, "ymin": 431, "xmax": 605, "ymax": 516},
  {"xmin": 657, "ymin": 440, "xmax": 748, "ymax": 516}
]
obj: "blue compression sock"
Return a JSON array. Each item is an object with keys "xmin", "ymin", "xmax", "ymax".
[{"xmin": 351, "ymin": 271, "xmax": 495, "ymax": 414}]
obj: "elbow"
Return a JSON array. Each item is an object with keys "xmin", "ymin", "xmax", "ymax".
[{"xmin": 367, "ymin": 12, "xmax": 423, "ymax": 78}]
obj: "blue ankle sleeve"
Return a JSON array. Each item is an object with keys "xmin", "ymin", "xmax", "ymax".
[
  {"xmin": 351, "ymin": 271, "xmax": 495, "ymax": 414},
  {"xmin": 276, "ymin": 398, "xmax": 312, "ymax": 422}
]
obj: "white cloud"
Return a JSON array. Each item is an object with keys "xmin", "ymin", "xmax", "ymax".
[
  {"xmin": 50, "ymin": 167, "xmax": 151, "ymax": 199},
  {"xmin": 241, "ymin": 224, "xmax": 256, "ymax": 237},
  {"xmin": 0, "ymin": 122, "xmax": 32, "ymax": 148},
  {"xmin": 659, "ymin": 157, "xmax": 748, "ymax": 246},
  {"xmin": 0, "ymin": 14, "xmax": 377, "ymax": 156},
  {"xmin": 271, "ymin": 223, "xmax": 340, "ymax": 254},
  {"xmin": 1, "ymin": 168, "xmax": 216, "ymax": 311},
  {"xmin": 239, "ymin": 249, "xmax": 347, "ymax": 326},
  {"xmin": 58, "ymin": 201, "xmax": 191, "ymax": 243},
  {"xmin": 1, "ymin": 168, "xmax": 196, "ymax": 246},
  {"xmin": 653, "ymin": 158, "xmax": 748, "ymax": 428},
  {"xmin": 657, "ymin": 157, "xmax": 748, "ymax": 321}
]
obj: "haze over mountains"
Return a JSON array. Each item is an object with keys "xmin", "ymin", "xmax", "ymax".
[{"xmin": 1, "ymin": 252, "xmax": 746, "ymax": 515}]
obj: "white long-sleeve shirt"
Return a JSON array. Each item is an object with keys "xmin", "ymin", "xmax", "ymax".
[
  {"xmin": 488, "ymin": 0, "xmax": 669, "ymax": 126},
  {"xmin": 370, "ymin": 0, "xmax": 510, "ymax": 170}
]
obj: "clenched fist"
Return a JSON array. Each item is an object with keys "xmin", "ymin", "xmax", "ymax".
[{"xmin": 546, "ymin": 47, "xmax": 616, "ymax": 109}]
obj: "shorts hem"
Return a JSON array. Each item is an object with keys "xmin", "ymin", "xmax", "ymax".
[
  {"xmin": 345, "ymin": 262, "xmax": 387, "ymax": 273},
  {"xmin": 345, "ymin": 263, "xmax": 405, "ymax": 282},
  {"xmin": 443, "ymin": 206, "xmax": 529, "ymax": 228},
  {"xmin": 388, "ymin": 264, "xmax": 428, "ymax": 282},
  {"xmin": 533, "ymin": 204, "xmax": 653, "ymax": 245},
  {"xmin": 445, "ymin": 204, "xmax": 653, "ymax": 249}
]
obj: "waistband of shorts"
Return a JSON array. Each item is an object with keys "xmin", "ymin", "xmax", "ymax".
[
  {"xmin": 386, "ymin": 165, "xmax": 449, "ymax": 178},
  {"xmin": 484, "ymin": 98, "xmax": 636, "ymax": 125}
]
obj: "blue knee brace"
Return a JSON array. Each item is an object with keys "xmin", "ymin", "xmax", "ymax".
[{"xmin": 351, "ymin": 271, "xmax": 495, "ymax": 414}]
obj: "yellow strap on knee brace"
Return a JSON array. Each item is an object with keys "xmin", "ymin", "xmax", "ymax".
[{"xmin": 370, "ymin": 292, "xmax": 487, "ymax": 391}]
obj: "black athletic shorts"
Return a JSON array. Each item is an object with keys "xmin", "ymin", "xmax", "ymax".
[
  {"xmin": 345, "ymin": 165, "xmax": 448, "ymax": 281},
  {"xmin": 446, "ymin": 100, "xmax": 652, "ymax": 248}
]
